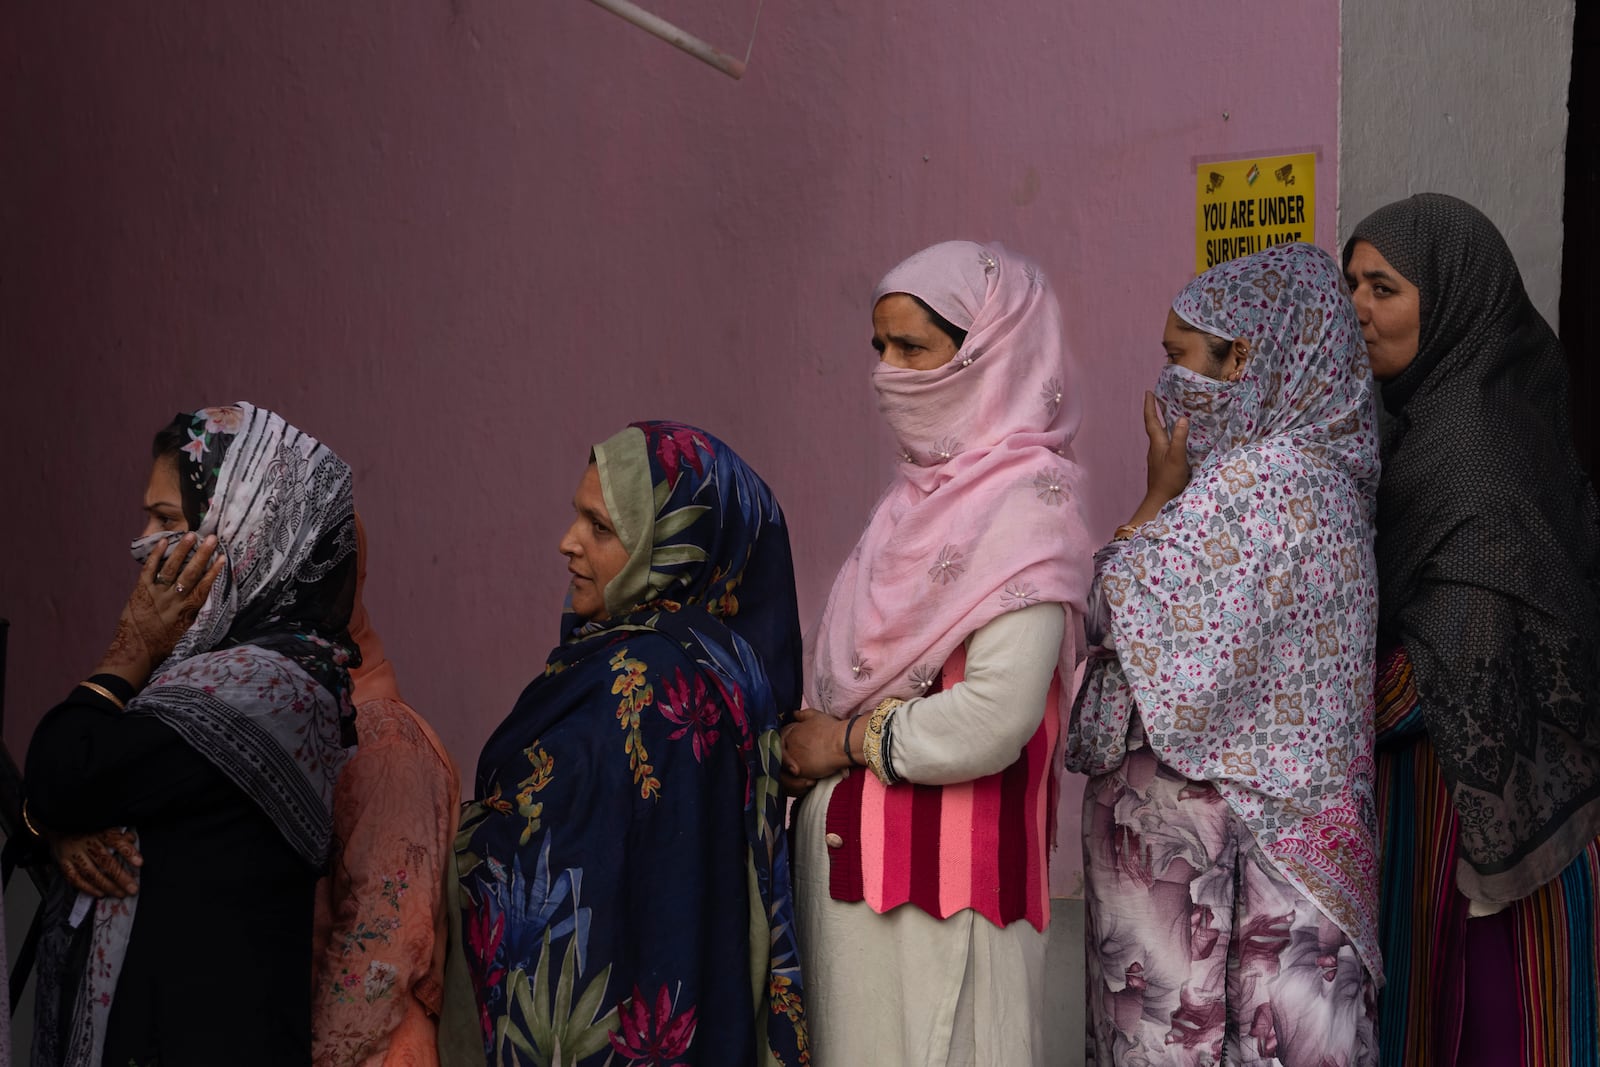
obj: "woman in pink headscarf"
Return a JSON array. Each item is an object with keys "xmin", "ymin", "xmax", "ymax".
[
  {"xmin": 781, "ymin": 241, "xmax": 1092, "ymax": 1065},
  {"xmin": 311, "ymin": 517, "xmax": 460, "ymax": 1067}
]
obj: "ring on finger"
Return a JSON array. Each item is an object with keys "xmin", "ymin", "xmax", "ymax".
[
  {"xmin": 175, "ymin": 582, "xmax": 187, "ymax": 594},
  {"xmin": 153, "ymin": 575, "xmax": 171, "ymax": 586}
]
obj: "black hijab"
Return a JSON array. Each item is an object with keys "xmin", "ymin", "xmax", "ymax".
[{"xmin": 1345, "ymin": 193, "xmax": 1600, "ymax": 903}]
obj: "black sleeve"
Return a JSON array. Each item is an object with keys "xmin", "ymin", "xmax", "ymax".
[{"xmin": 24, "ymin": 677, "xmax": 233, "ymax": 833}]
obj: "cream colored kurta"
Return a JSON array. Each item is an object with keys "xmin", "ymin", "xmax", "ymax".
[{"xmin": 795, "ymin": 603, "xmax": 1064, "ymax": 1067}]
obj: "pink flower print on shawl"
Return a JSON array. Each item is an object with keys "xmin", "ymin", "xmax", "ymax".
[
  {"xmin": 659, "ymin": 667, "xmax": 723, "ymax": 762},
  {"xmin": 610, "ymin": 984, "xmax": 697, "ymax": 1065}
]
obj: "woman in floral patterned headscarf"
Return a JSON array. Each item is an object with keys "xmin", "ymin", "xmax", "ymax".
[
  {"xmin": 26, "ymin": 402, "xmax": 360, "ymax": 1067},
  {"xmin": 1069, "ymin": 243, "xmax": 1384, "ymax": 1066},
  {"xmin": 449, "ymin": 421, "xmax": 807, "ymax": 1066}
]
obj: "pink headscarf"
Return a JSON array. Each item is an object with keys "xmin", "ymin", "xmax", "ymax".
[{"xmin": 807, "ymin": 241, "xmax": 1093, "ymax": 718}]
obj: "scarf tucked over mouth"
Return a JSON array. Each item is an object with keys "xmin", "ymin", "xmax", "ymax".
[
  {"xmin": 44, "ymin": 402, "xmax": 360, "ymax": 1067},
  {"xmin": 1071, "ymin": 243, "xmax": 1385, "ymax": 980},
  {"xmin": 807, "ymin": 241, "xmax": 1093, "ymax": 724}
]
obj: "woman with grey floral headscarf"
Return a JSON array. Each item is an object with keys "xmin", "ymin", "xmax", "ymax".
[
  {"xmin": 25, "ymin": 403, "xmax": 358, "ymax": 1067},
  {"xmin": 1070, "ymin": 243, "xmax": 1382, "ymax": 1066}
]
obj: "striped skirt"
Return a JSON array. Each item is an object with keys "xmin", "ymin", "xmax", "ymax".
[{"xmin": 1376, "ymin": 651, "xmax": 1600, "ymax": 1066}]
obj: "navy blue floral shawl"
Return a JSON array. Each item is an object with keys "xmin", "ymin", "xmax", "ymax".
[{"xmin": 457, "ymin": 422, "xmax": 808, "ymax": 1066}]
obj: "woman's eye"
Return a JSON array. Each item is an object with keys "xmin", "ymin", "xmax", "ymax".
[{"xmin": 592, "ymin": 522, "xmax": 610, "ymax": 536}]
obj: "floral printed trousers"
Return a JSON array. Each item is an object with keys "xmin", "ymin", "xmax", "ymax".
[{"xmin": 1083, "ymin": 741, "xmax": 1378, "ymax": 1067}]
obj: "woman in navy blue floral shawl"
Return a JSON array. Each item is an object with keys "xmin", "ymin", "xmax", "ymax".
[{"xmin": 456, "ymin": 421, "xmax": 808, "ymax": 1066}]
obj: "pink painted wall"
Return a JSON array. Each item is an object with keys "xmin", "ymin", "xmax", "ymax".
[{"xmin": 0, "ymin": 2, "xmax": 1339, "ymax": 896}]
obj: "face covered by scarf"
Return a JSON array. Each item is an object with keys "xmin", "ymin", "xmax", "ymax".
[
  {"xmin": 806, "ymin": 240, "xmax": 1093, "ymax": 722},
  {"xmin": 44, "ymin": 402, "xmax": 360, "ymax": 1067},
  {"xmin": 1347, "ymin": 193, "xmax": 1600, "ymax": 903},
  {"xmin": 1070, "ymin": 243, "xmax": 1385, "ymax": 980},
  {"xmin": 126, "ymin": 402, "xmax": 361, "ymax": 862}
]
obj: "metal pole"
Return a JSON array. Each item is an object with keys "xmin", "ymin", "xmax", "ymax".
[{"xmin": 585, "ymin": 0, "xmax": 748, "ymax": 80}]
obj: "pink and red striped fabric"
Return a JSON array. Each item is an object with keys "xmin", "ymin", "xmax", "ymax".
[{"xmin": 822, "ymin": 649, "xmax": 1061, "ymax": 932}]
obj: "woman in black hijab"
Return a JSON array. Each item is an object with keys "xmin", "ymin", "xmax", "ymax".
[{"xmin": 1344, "ymin": 194, "xmax": 1600, "ymax": 1067}]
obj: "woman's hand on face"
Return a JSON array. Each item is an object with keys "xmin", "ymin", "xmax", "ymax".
[
  {"xmin": 1141, "ymin": 390, "xmax": 1192, "ymax": 509},
  {"xmin": 98, "ymin": 534, "xmax": 224, "ymax": 685},
  {"xmin": 52, "ymin": 828, "xmax": 142, "ymax": 898},
  {"xmin": 781, "ymin": 706, "xmax": 848, "ymax": 784}
]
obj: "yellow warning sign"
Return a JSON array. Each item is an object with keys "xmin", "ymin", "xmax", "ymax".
[{"xmin": 1195, "ymin": 153, "xmax": 1315, "ymax": 273}]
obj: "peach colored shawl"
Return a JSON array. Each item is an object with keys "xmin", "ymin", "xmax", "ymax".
[{"xmin": 312, "ymin": 519, "xmax": 461, "ymax": 1067}]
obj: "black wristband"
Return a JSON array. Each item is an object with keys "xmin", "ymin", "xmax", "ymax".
[{"xmin": 842, "ymin": 715, "xmax": 863, "ymax": 768}]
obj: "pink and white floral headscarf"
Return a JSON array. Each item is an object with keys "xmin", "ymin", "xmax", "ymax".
[
  {"xmin": 807, "ymin": 241, "xmax": 1093, "ymax": 719},
  {"xmin": 1069, "ymin": 243, "xmax": 1385, "ymax": 981}
]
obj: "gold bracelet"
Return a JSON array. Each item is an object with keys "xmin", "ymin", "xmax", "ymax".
[
  {"xmin": 861, "ymin": 698, "xmax": 903, "ymax": 785},
  {"xmin": 78, "ymin": 680, "xmax": 126, "ymax": 711},
  {"xmin": 21, "ymin": 800, "xmax": 42, "ymax": 838}
]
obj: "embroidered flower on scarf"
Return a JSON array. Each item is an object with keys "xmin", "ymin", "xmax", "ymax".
[
  {"xmin": 363, "ymin": 960, "xmax": 399, "ymax": 1003},
  {"xmin": 1041, "ymin": 377, "xmax": 1064, "ymax": 418},
  {"xmin": 958, "ymin": 347, "xmax": 982, "ymax": 368},
  {"xmin": 182, "ymin": 427, "xmax": 209, "ymax": 463},
  {"xmin": 1170, "ymin": 603, "xmax": 1204, "ymax": 632},
  {"xmin": 849, "ymin": 654, "xmax": 873, "ymax": 680},
  {"xmin": 1001, "ymin": 581, "xmax": 1039, "ymax": 609},
  {"xmin": 1273, "ymin": 692, "xmax": 1305, "ymax": 726},
  {"xmin": 1125, "ymin": 641, "xmax": 1159, "ymax": 675},
  {"xmin": 1100, "ymin": 575, "xmax": 1139, "ymax": 607},
  {"xmin": 1287, "ymin": 497, "xmax": 1318, "ymax": 533},
  {"xmin": 200, "ymin": 405, "xmax": 246, "ymax": 435},
  {"xmin": 1220, "ymin": 461, "xmax": 1258, "ymax": 492},
  {"xmin": 659, "ymin": 667, "xmax": 722, "ymax": 763},
  {"xmin": 1032, "ymin": 467, "xmax": 1069, "ymax": 506},
  {"xmin": 929, "ymin": 544, "xmax": 966, "ymax": 584},
  {"xmin": 1315, "ymin": 622, "xmax": 1340, "ymax": 658},
  {"xmin": 1254, "ymin": 269, "xmax": 1288, "ymax": 302},
  {"xmin": 1024, "ymin": 262, "xmax": 1044, "ymax": 291},
  {"xmin": 896, "ymin": 447, "xmax": 917, "ymax": 465},
  {"xmin": 909, "ymin": 663, "xmax": 939, "ymax": 691},
  {"xmin": 1173, "ymin": 703, "xmax": 1209, "ymax": 732},
  {"xmin": 930, "ymin": 437, "xmax": 962, "ymax": 463},
  {"xmin": 1233, "ymin": 648, "xmax": 1260, "ymax": 676},
  {"xmin": 1220, "ymin": 751, "xmax": 1259, "ymax": 776},
  {"xmin": 979, "ymin": 250, "xmax": 998, "ymax": 275},
  {"xmin": 646, "ymin": 423, "xmax": 710, "ymax": 484},
  {"xmin": 1300, "ymin": 307, "xmax": 1326, "ymax": 345},
  {"xmin": 610, "ymin": 984, "xmax": 697, "ymax": 1065},
  {"xmin": 1202, "ymin": 534, "xmax": 1241, "ymax": 567}
]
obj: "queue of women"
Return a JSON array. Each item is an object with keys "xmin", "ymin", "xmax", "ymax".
[{"xmin": 19, "ymin": 192, "xmax": 1600, "ymax": 1067}]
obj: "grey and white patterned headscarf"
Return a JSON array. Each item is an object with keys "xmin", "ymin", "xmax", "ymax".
[
  {"xmin": 1346, "ymin": 194, "xmax": 1600, "ymax": 904},
  {"xmin": 39, "ymin": 402, "xmax": 360, "ymax": 1067}
]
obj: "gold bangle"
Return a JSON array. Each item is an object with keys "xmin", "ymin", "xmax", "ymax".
[
  {"xmin": 79, "ymin": 680, "xmax": 126, "ymax": 711},
  {"xmin": 21, "ymin": 800, "xmax": 42, "ymax": 838},
  {"xmin": 861, "ymin": 698, "xmax": 903, "ymax": 785}
]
